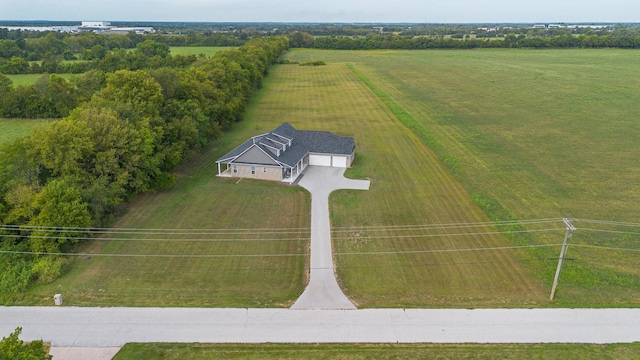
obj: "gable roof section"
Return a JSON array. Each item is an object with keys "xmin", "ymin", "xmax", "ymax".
[
  {"xmin": 216, "ymin": 122, "xmax": 356, "ymax": 167},
  {"xmin": 234, "ymin": 145, "xmax": 280, "ymax": 165}
]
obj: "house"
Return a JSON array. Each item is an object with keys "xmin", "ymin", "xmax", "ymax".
[{"xmin": 216, "ymin": 122, "xmax": 356, "ymax": 184}]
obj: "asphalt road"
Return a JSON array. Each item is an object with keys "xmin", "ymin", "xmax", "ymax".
[
  {"xmin": 3, "ymin": 307, "xmax": 640, "ymax": 347},
  {"xmin": 291, "ymin": 166, "xmax": 370, "ymax": 310}
]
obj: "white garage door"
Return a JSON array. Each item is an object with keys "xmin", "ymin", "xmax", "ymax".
[
  {"xmin": 332, "ymin": 156, "xmax": 348, "ymax": 168},
  {"xmin": 309, "ymin": 154, "xmax": 331, "ymax": 166}
]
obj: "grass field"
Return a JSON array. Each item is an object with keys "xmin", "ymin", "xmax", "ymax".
[
  {"xmin": 170, "ymin": 46, "xmax": 233, "ymax": 57},
  {"xmin": 243, "ymin": 62, "xmax": 547, "ymax": 307},
  {"xmin": 113, "ymin": 343, "xmax": 640, "ymax": 359},
  {"xmin": 20, "ymin": 117, "xmax": 310, "ymax": 307},
  {"xmin": 5, "ymin": 73, "xmax": 73, "ymax": 87},
  {"xmin": 283, "ymin": 49, "xmax": 640, "ymax": 306},
  {"xmin": 14, "ymin": 49, "xmax": 640, "ymax": 308},
  {"xmin": 0, "ymin": 118, "xmax": 51, "ymax": 145}
]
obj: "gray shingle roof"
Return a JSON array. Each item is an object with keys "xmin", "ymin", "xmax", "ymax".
[{"xmin": 216, "ymin": 122, "xmax": 356, "ymax": 168}]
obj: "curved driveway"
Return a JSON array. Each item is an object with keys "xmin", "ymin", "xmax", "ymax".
[{"xmin": 291, "ymin": 166, "xmax": 370, "ymax": 310}]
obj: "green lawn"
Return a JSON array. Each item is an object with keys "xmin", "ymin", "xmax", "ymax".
[
  {"xmin": 16, "ymin": 49, "xmax": 640, "ymax": 308},
  {"xmin": 113, "ymin": 343, "xmax": 640, "ymax": 359},
  {"xmin": 20, "ymin": 116, "xmax": 310, "ymax": 307},
  {"xmin": 170, "ymin": 46, "xmax": 234, "ymax": 57},
  {"xmin": 245, "ymin": 63, "xmax": 547, "ymax": 308},
  {"xmin": 283, "ymin": 49, "xmax": 640, "ymax": 306},
  {"xmin": 5, "ymin": 73, "xmax": 73, "ymax": 87},
  {"xmin": 0, "ymin": 118, "xmax": 51, "ymax": 145}
]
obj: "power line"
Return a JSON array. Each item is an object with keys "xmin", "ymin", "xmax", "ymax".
[
  {"xmin": 0, "ymin": 233, "xmax": 310, "ymax": 242},
  {"xmin": 0, "ymin": 225, "xmax": 310, "ymax": 235},
  {"xmin": 1, "ymin": 218, "xmax": 638, "ymax": 236},
  {"xmin": 332, "ymin": 218, "xmax": 563, "ymax": 232},
  {"xmin": 577, "ymin": 228, "xmax": 640, "ymax": 237},
  {"xmin": 0, "ymin": 217, "xmax": 564, "ymax": 234},
  {"xmin": 0, "ymin": 250, "xmax": 307, "ymax": 258},
  {"xmin": 574, "ymin": 219, "xmax": 640, "ymax": 228},
  {"xmin": 71, "ymin": 257, "xmax": 561, "ymax": 273},
  {"xmin": 571, "ymin": 244, "xmax": 640, "ymax": 253},
  {"xmin": 333, "ymin": 228, "xmax": 564, "ymax": 240},
  {"xmin": 0, "ymin": 227, "xmax": 563, "ymax": 243},
  {"xmin": 0, "ymin": 244, "xmax": 562, "ymax": 258},
  {"xmin": 336, "ymin": 244, "xmax": 561, "ymax": 256}
]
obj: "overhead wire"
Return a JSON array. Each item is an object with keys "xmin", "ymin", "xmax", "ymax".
[
  {"xmin": 570, "ymin": 244, "xmax": 640, "ymax": 253},
  {"xmin": 573, "ymin": 219, "xmax": 640, "ymax": 227},
  {"xmin": 577, "ymin": 228, "xmax": 640, "ymax": 237},
  {"xmin": 0, "ymin": 233, "xmax": 310, "ymax": 242},
  {"xmin": 0, "ymin": 217, "xmax": 564, "ymax": 234},
  {"xmin": 333, "ymin": 227, "xmax": 564, "ymax": 240},
  {"xmin": 0, "ymin": 243, "xmax": 563, "ymax": 258}
]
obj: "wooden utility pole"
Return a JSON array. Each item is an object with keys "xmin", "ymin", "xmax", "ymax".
[{"xmin": 550, "ymin": 218, "xmax": 576, "ymax": 300}]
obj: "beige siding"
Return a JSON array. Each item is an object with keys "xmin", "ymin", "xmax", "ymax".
[{"xmin": 230, "ymin": 164, "xmax": 282, "ymax": 181}]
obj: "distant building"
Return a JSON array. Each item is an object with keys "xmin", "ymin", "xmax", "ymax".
[
  {"xmin": 81, "ymin": 21, "xmax": 111, "ymax": 27},
  {"xmin": 0, "ymin": 21, "xmax": 154, "ymax": 34},
  {"xmin": 78, "ymin": 21, "xmax": 154, "ymax": 34},
  {"xmin": 103, "ymin": 27, "xmax": 155, "ymax": 34},
  {"xmin": 79, "ymin": 21, "xmax": 113, "ymax": 31}
]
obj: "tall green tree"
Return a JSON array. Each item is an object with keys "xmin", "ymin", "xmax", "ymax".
[
  {"xmin": 25, "ymin": 118, "xmax": 94, "ymax": 180},
  {"xmin": 28, "ymin": 178, "xmax": 91, "ymax": 253}
]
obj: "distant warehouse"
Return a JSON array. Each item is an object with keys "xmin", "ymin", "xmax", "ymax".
[{"xmin": 79, "ymin": 21, "xmax": 154, "ymax": 34}]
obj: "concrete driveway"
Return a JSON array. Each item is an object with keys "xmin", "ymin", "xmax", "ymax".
[{"xmin": 291, "ymin": 166, "xmax": 370, "ymax": 310}]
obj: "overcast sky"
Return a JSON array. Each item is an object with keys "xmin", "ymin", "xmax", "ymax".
[{"xmin": 1, "ymin": 0, "xmax": 638, "ymax": 23}]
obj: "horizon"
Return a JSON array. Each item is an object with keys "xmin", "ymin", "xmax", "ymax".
[
  {"xmin": 2, "ymin": 0, "xmax": 638, "ymax": 24},
  {"xmin": 0, "ymin": 20, "xmax": 633, "ymax": 25}
]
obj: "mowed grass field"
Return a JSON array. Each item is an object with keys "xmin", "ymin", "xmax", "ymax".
[
  {"xmin": 284, "ymin": 49, "xmax": 640, "ymax": 306},
  {"xmin": 170, "ymin": 46, "xmax": 233, "ymax": 57},
  {"xmin": 5, "ymin": 73, "xmax": 73, "ymax": 87},
  {"xmin": 113, "ymin": 343, "xmax": 640, "ymax": 359},
  {"xmin": 0, "ymin": 118, "xmax": 51, "ymax": 145},
  {"xmin": 221, "ymin": 62, "xmax": 547, "ymax": 307},
  {"xmin": 19, "ymin": 49, "xmax": 640, "ymax": 308},
  {"xmin": 22, "ymin": 117, "xmax": 311, "ymax": 307}
]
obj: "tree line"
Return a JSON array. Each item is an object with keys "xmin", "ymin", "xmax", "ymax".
[
  {"xmin": 0, "ymin": 40, "xmax": 208, "ymax": 118},
  {"xmin": 290, "ymin": 32, "xmax": 640, "ymax": 50},
  {"xmin": 0, "ymin": 36, "xmax": 289, "ymax": 295},
  {"xmin": 0, "ymin": 33, "xmax": 243, "ymax": 75}
]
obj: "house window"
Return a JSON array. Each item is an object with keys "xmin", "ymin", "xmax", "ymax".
[
  {"xmin": 251, "ymin": 166, "xmax": 256, "ymax": 175},
  {"xmin": 263, "ymin": 167, "xmax": 267, "ymax": 173},
  {"xmin": 233, "ymin": 165, "xmax": 237, "ymax": 173}
]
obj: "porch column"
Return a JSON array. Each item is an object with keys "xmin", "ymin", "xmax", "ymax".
[{"xmin": 217, "ymin": 162, "xmax": 221, "ymax": 176}]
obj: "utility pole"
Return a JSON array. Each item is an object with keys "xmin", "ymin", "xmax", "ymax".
[{"xmin": 550, "ymin": 218, "xmax": 576, "ymax": 300}]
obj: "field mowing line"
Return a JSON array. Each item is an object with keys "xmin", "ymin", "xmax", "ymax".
[
  {"xmin": 246, "ymin": 63, "xmax": 548, "ymax": 307},
  {"xmin": 281, "ymin": 49, "xmax": 640, "ymax": 307}
]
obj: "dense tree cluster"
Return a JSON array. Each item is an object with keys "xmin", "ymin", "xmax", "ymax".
[
  {"xmin": 0, "ymin": 38, "xmax": 200, "ymax": 76},
  {"xmin": 0, "ymin": 40, "xmax": 208, "ymax": 118},
  {"xmin": 0, "ymin": 36, "xmax": 288, "ymax": 295},
  {"xmin": 291, "ymin": 32, "xmax": 640, "ymax": 50},
  {"xmin": 0, "ymin": 30, "xmax": 244, "ymax": 75}
]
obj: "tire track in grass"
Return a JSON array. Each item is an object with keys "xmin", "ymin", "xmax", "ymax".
[{"xmin": 301, "ymin": 62, "xmax": 546, "ymax": 307}]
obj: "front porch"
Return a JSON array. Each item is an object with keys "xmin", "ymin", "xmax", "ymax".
[{"xmin": 216, "ymin": 155, "xmax": 308, "ymax": 185}]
